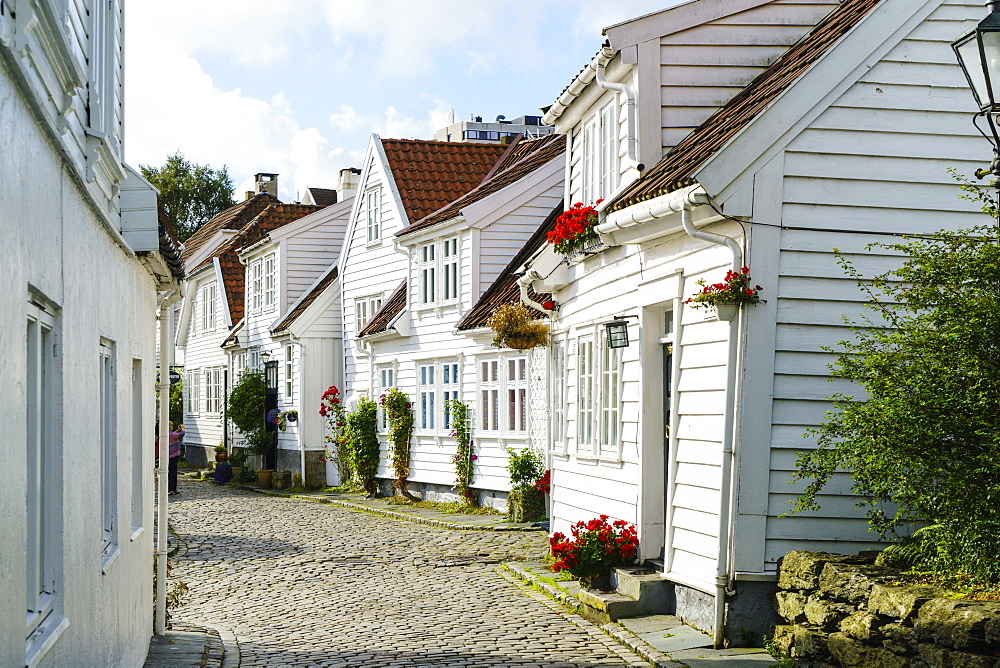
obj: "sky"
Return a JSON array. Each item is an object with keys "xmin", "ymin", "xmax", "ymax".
[{"xmin": 124, "ymin": 1, "xmax": 675, "ymax": 203}]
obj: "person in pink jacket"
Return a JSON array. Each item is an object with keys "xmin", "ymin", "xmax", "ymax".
[{"xmin": 168, "ymin": 423, "xmax": 185, "ymax": 496}]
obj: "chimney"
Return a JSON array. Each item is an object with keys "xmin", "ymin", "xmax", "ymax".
[
  {"xmin": 255, "ymin": 173, "xmax": 278, "ymax": 197},
  {"xmin": 245, "ymin": 191, "xmax": 255, "ymax": 201},
  {"xmin": 338, "ymin": 168, "xmax": 360, "ymax": 202}
]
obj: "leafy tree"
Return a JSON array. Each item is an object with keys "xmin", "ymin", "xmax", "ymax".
[
  {"xmin": 169, "ymin": 374, "xmax": 184, "ymax": 426},
  {"xmin": 791, "ymin": 181, "xmax": 1000, "ymax": 584},
  {"xmin": 140, "ymin": 152, "xmax": 234, "ymax": 241}
]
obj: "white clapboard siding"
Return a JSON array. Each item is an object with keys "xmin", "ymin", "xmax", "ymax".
[
  {"xmin": 178, "ymin": 272, "xmax": 228, "ymax": 451},
  {"xmin": 752, "ymin": 0, "xmax": 989, "ymax": 572}
]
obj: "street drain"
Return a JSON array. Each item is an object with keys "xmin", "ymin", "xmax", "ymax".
[{"xmin": 429, "ymin": 555, "xmax": 503, "ymax": 567}]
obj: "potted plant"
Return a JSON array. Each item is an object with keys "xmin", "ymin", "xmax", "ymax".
[
  {"xmin": 285, "ymin": 410, "xmax": 298, "ymax": 423},
  {"xmin": 549, "ymin": 515, "xmax": 639, "ymax": 590},
  {"xmin": 546, "ymin": 200, "xmax": 604, "ymax": 256},
  {"xmin": 214, "ymin": 444, "xmax": 228, "ymax": 462},
  {"xmin": 486, "ymin": 303, "xmax": 549, "ymax": 350},
  {"xmin": 506, "ymin": 448, "xmax": 546, "ymax": 523},
  {"xmin": 684, "ymin": 266, "xmax": 763, "ymax": 321}
]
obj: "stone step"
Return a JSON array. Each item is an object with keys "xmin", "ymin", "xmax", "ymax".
[{"xmin": 576, "ymin": 567, "xmax": 675, "ymax": 623}]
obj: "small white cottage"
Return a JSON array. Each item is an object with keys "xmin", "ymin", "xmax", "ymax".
[{"xmin": 528, "ymin": 0, "xmax": 989, "ymax": 645}]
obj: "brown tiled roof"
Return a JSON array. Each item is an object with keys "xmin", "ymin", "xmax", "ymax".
[
  {"xmin": 272, "ymin": 266, "xmax": 339, "ymax": 334},
  {"xmin": 381, "ymin": 138, "xmax": 507, "ymax": 223},
  {"xmin": 456, "ymin": 203, "xmax": 561, "ymax": 331},
  {"xmin": 307, "ymin": 187, "xmax": 338, "ymax": 206},
  {"xmin": 606, "ymin": 0, "xmax": 880, "ymax": 213},
  {"xmin": 358, "ymin": 280, "xmax": 406, "ymax": 337},
  {"xmin": 397, "ymin": 134, "xmax": 566, "ymax": 237},
  {"xmin": 181, "ymin": 193, "xmax": 277, "ymax": 261},
  {"xmin": 199, "ymin": 203, "xmax": 325, "ymax": 325}
]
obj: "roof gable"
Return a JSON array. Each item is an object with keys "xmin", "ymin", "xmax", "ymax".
[
  {"xmin": 181, "ymin": 193, "xmax": 277, "ymax": 262},
  {"xmin": 380, "ymin": 138, "xmax": 507, "ymax": 223},
  {"xmin": 396, "ymin": 134, "xmax": 566, "ymax": 237},
  {"xmin": 272, "ymin": 266, "xmax": 339, "ymax": 334},
  {"xmin": 606, "ymin": 0, "xmax": 882, "ymax": 213}
]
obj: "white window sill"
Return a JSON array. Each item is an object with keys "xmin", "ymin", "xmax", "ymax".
[
  {"xmin": 26, "ymin": 615, "xmax": 69, "ymax": 668},
  {"xmin": 130, "ymin": 526, "xmax": 146, "ymax": 542},
  {"xmin": 574, "ymin": 454, "xmax": 624, "ymax": 466},
  {"xmin": 366, "ymin": 240, "xmax": 383, "ymax": 248},
  {"xmin": 101, "ymin": 545, "xmax": 120, "ymax": 574}
]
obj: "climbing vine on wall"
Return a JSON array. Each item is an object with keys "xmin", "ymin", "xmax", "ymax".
[
  {"xmin": 449, "ymin": 399, "xmax": 476, "ymax": 505},
  {"xmin": 347, "ymin": 397, "xmax": 380, "ymax": 496},
  {"xmin": 319, "ymin": 385, "xmax": 353, "ymax": 487},
  {"xmin": 380, "ymin": 389, "xmax": 417, "ymax": 500}
]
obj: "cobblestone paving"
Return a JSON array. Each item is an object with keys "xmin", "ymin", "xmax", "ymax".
[{"xmin": 168, "ymin": 479, "xmax": 651, "ymax": 667}]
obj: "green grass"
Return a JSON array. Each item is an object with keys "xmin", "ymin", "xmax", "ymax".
[{"xmin": 382, "ymin": 496, "xmax": 501, "ymax": 516}]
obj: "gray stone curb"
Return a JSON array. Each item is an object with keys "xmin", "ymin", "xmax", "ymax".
[
  {"xmin": 503, "ymin": 562, "xmax": 680, "ymax": 668},
  {"xmin": 201, "ymin": 621, "xmax": 240, "ymax": 668},
  {"xmin": 226, "ymin": 482, "xmax": 543, "ymax": 532}
]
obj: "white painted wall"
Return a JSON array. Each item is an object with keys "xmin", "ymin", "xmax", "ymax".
[{"xmin": 0, "ymin": 1, "xmax": 157, "ymax": 664}]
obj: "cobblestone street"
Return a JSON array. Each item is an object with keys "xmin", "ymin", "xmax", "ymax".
[{"xmin": 166, "ymin": 479, "xmax": 651, "ymax": 667}]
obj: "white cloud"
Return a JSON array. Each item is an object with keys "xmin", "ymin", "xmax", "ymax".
[{"xmin": 328, "ymin": 98, "xmax": 452, "ymax": 140}]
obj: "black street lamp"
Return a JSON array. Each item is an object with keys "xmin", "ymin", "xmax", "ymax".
[{"xmin": 954, "ymin": 1, "xmax": 1000, "ymax": 176}]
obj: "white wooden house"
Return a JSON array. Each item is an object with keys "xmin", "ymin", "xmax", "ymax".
[
  {"xmin": 526, "ymin": 0, "xmax": 989, "ymax": 645},
  {"xmin": 354, "ymin": 134, "xmax": 566, "ymax": 505},
  {"xmin": 1, "ymin": 1, "xmax": 183, "ymax": 665}
]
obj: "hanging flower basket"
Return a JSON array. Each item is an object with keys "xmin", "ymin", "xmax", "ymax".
[
  {"xmin": 685, "ymin": 266, "xmax": 763, "ymax": 318},
  {"xmin": 546, "ymin": 201, "xmax": 604, "ymax": 255},
  {"xmin": 486, "ymin": 303, "xmax": 549, "ymax": 350}
]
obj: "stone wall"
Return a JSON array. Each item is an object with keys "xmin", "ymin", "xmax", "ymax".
[{"xmin": 772, "ymin": 551, "xmax": 1000, "ymax": 667}]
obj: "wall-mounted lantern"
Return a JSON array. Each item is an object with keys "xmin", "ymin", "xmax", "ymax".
[
  {"xmin": 605, "ymin": 316, "xmax": 636, "ymax": 349},
  {"xmin": 953, "ymin": 1, "xmax": 1000, "ymax": 177}
]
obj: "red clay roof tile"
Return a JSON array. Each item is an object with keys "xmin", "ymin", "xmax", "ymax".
[
  {"xmin": 381, "ymin": 138, "xmax": 508, "ymax": 223},
  {"xmin": 181, "ymin": 193, "xmax": 278, "ymax": 261}
]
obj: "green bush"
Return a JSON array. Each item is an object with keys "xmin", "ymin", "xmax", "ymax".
[
  {"xmin": 791, "ymin": 180, "xmax": 1000, "ymax": 585},
  {"xmin": 347, "ymin": 397, "xmax": 380, "ymax": 496},
  {"xmin": 226, "ymin": 370, "xmax": 265, "ymax": 433},
  {"xmin": 507, "ymin": 447, "xmax": 544, "ymax": 487}
]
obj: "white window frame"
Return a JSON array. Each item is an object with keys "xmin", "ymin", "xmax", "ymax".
[
  {"xmin": 599, "ymin": 339, "xmax": 623, "ymax": 454},
  {"xmin": 417, "ymin": 236, "xmax": 460, "ymax": 307},
  {"xmin": 576, "ymin": 336, "xmax": 595, "ymax": 452},
  {"xmin": 365, "ymin": 187, "xmax": 381, "ymax": 244},
  {"xmin": 418, "ymin": 363, "xmax": 437, "ymax": 431},
  {"xmin": 284, "ymin": 345, "xmax": 294, "ymax": 404},
  {"xmin": 204, "ymin": 366, "xmax": 222, "ymax": 414},
  {"xmin": 551, "ymin": 340, "xmax": 566, "ymax": 450},
  {"xmin": 263, "ymin": 253, "xmax": 276, "ymax": 311},
  {"xmin": 419, "ymin": 242, "xmax": 436, "ymax": 305},
  {"xmin": 355, "ymin": 294, "xmax": 384, "ymax": 334},
  {"xmin": 249, "ymin": 258, "xmax": 263, "ymax": 313},
  {"xmin": 200, "ymin": 282, "xmax": 216, "ymax": 332},
  {"xmin": 442, "ymin": 360, "xmax": 460, "ymax": 430},
  {"xmin": 377, "ymin": 364, "xmax": 396, "ymax": 431},
  {"xmin": 582, "ymin": 100, "xmax": 618, "ymax": 204},
  {"xmin": 442, "ymin": 237, "xmax": 459, "ymax": 303},
  {"xmin": 236, "ymin": 351, "xmax": 248, "ymax": 374},
  {"xmin": 26, "ymin": 300, "xmax": 63, "ymax": 660},
  {"xmin": 479, "ymin": 359, "xmax": 500, "ymax": 433},
  {"xmin": 248, "ymin": 347, "xmax": 262, "ymax": 371},
  {"xmin": 130, "ymin": 359, "xmax": 144, "ymax": 536},
  {"xmin": 506, "ymin": 356, "xmax": 528, "ymax": 434},
  {"xmin": 185, "ymin": 368, "xmax": 201, "ymax": 415},
  {"xmin": 99, "ymin": 339, "xmax": 118, "ymax": 561}
]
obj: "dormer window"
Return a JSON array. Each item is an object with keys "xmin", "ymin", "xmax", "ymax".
[{"xmin": 418, "ymin": 237, "xmax": 460, "ymax": 306}]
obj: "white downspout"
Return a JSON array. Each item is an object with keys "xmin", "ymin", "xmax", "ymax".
[
  {"xmin": 680, "ymin": 198, "xmax": 742, "ymax": 650},
  {"xmin": 594, "ymin": 46, "xmax": 640, "ymax": 181},
  {"xmin": 154, "ymin": 285, "xmax": 182, "ymax": 636},
  {"xmin": 517, "ymin": 270, "xmax": 550, "ymax": 315}
]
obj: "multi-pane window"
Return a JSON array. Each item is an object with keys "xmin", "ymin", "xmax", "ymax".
[
  {"xmin": 204, "ymin": 367, "xmax": 222, "ymax": 414},
  {"xmin": 577, "ymin": 337, "xmax": 595, "ymax": 450},
  {"xmin": 479, "ymin": 359, "xmax": 500, "ymax": 432},
  {"xmin": 442, "ymin": 238, "xmax": 459, "ymax": 301},
  {"xmin": 419, "ymin": 364, "xmax": 436, "ymax": 430},
  {"xmin": 284, "ymin": 345, "xmax": 294, "ymax": 402},
  {"xmin": 507, "ymin": 357, "xmax": 528, "ymax": 433},
  {"xmin": 100, "ymin": 339, "xmax": 117, "ymax": 559},
  {"xmin": 185, "ymin": 369, "xmax": 201, "ymax": 414},
  {"xmin": 355, "ymin": 294, "xmax": 383, "ymax": 333},
  {"xmin": 130, "ymin": 360, "xmax": 144, "ymax": 535},
  {"xmin": 264, "ymin": 253, "xmax": 276, "ymax": 310},
  {"xmin": 249, "ymin": 347, "xmax": 261, "ymax": 371},
  {"xmin": 26, "ymin": 301, "xmax": 60, "ymax": 654},
  {"xmin": 583, "ymin": 101, "xmax": 618, "ymax": 203},
  {"xmin": 442, "ymin": 361, "xmax": 460, "ymax": 429},
  {"xmin": 420, "ymin": 243, "xmax": 436, "ymax": 305},
  {"xmin": 377, "ymin": 366, "xmax": 395, "ymax": 430},
  {"xmin": 552, "ymin": 341, "xmax": 566, "ymax": 445},
  {"xmin": 600, "ymin": 343, "xmax": 622, "ymax": 451},
  {"xmin": 236, "ymin": 351, "xmax": 248, "ymax": 373},
  {"xmin": 200, "ymin": 282, "xmax": 216, "ymax": 332},
  {"xmin": 249, "ymin": 259, "xmax": 263, "ymax": 312},
  {"xmin": 365, "ymin": 187, "xmax": 381, "ymax": 243}
]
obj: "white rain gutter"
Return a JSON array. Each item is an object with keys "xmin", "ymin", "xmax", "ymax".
[
  {"xmin": 594, "ymin": 46, "xmax": 640, "ymax": 180},
  {"xmin": 599, "ymin": 184, "xmax": 742, "ymax": 648},
  {"xmin": 542, "ymin": 48, "xmax": 614, "ymax": 126},
  {"xmin": 155, "ymin": 283, "xmax": 183, "ymax": 636}
]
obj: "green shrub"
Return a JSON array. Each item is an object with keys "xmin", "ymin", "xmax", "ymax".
[
  {"xmin": 507, "ymin": 447, "xmax": 544, "ymax": 487},
  {"xmin": 226, "ymin": 370, "xmax": 265, "ymax": 433},
  {"xmin": 347, "ymin": 397, "xmax": 380, "ymax": 496}
]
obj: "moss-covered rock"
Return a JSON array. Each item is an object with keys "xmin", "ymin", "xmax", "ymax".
[
  {"xmin": 805, "ymin": 596, "xmax": 854, "ymax": 630},
  {"xmin": 774, "ymin": 591, "xmax": 808, "ymax": 623},
  {"xmin": 772, "ymin": 623, "xmax": 833, "ymax": 662},
  {"xmin": 882, "ymin": 622, "xmax": 917, "ymax": 656},
  {"xmin": 914, "ymin": 598, "xmax": 1000, "ymax": 653},
  {"xmin": 818, "ymin": 562, "xmax": 897, "ymax": 604},
  {"xmin": 914, "ymin": 642, "xmax": 1000, "ymax": 668},
  {"xmin": 506, "ymin": 484, "xmax": 544, "ymax": 523},
  {"xmin": 868, "ymin": 584, "xmax": 942, "ymax": 622},
  {"xmin": 828, "ymin": 632, "xmax": 908, "ymax": 668},
  {"xmin": 840, "ymin": 610, "xmax": 885, "ymax": 643},
  {"xmin": 777, "ymin": 551, "xmax": 872, "ymax": 591}
]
